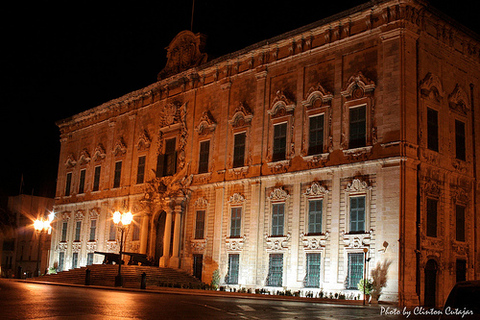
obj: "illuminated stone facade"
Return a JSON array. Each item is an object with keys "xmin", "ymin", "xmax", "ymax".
[{"xmin": 50, "ymin": 0, "xmax": 479, "ymax": 307}]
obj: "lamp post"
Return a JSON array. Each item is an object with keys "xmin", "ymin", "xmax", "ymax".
[
  {"xmin": 33, "ymin": 212, "xmax": 54, "ymax": 277},
  {"xmin": 113, "ymin": 210, "xmax": 133, "ymax": 287},
  {"xmin": 363, "ymin": 247, "xmax": 370, "ymax": 306}
]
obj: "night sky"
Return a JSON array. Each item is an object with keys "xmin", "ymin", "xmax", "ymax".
[{"xmin": 1, "ymin": 1, "xmax": 478, "ymax": 205}]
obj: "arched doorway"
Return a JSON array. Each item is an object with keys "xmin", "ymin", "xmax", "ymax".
[
  {"xmin": 424, "ymin": 259, "xmax": 437, "ymax": 307},
  {"xmin": 154, "ymin": 211, "xmax": 166, "ymax": 266}
]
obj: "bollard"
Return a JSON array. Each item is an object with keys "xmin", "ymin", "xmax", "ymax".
[
  {"xmin": 85, "ymin": 268, "xmax": 91, "ymax": 285},
  {"xmin": 141, "ymin": 272, "xmax": 147, "ymax": 289}
]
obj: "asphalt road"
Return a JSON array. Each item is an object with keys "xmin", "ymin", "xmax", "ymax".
[{"xmin": 0, "ymin": 279, "xmax": 440, "ymax": 320}]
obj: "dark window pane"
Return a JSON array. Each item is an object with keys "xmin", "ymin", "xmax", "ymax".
[
  {"xmin": 227, "ymin": 254, "xmax": 239, "ymax": 284},
  {"xmin": 78, "ymin": 169, "xmax": 86, "ymax": 194},
  {"xmin": 308, "ymin": 200, "xmax": 323, "ymax": 234},
  {"xmin": 427, "ymin": 108, "xmax": 439, "ymax": 152},
  {"xmin": 305, "ymin": 253, "xmax": 321, "ymax": 287},
  {"xmin": 350, "ymin": 196, "xmax": 365, "ymax": 233},
  {"xmin": 65, "ymin": 172, "xmax": 72, "ymax": 196},
  {"xmin": 426, "ymin": 198, "xmax": 437, "ymax": 237},
  {"xmin": 267, "ymin": 253, "xmax": 283, "ymax": 287},
  {"xmin": 164, "ymin": 138, "xmax": 177, "ymax": 176},
  {"xmin": 61, "ymin": 222, "xmax": 68, "ymax": 242},
  {"xmin": 308, "ymin": 115, "xmax": 324, "ymax": 155},
  {"xmin": 456, "ymin": 259, "xmax": 466, "ymax": 283},
  {"xmin": 75, "ymin": 221, "xmax": 81, "ymax": 241},
  {"xmin": 89, "ymin": 220, "xmax": 96, "ymax": 241},
  {"xmin": 136, "ymin": 156, "xmax": 146, "ymax": 184},
  {"xmin": 349, "ymin": 106, "xmax": 366, "ymax": 149},
  {"xmin": 195, "ymin": 210, "xmax": 205, "ymax": 239},
  {"xmin": 348, "ymin": 253, "xmax": 364, "ymax": 289},
  {"xmin": 273, "ymin": 123, "xmax": 287, "ymax": 161},
  {"xmin": 198, "ymin": 140, "xmax": 210, "ymax": 174},
  {"xmin": 271, "ymin": 203, "xmax": 285, "ymax": 236},
  {"xmin": 113, "ymin": 161, "xmax": 122, "ymax": 188},
  {"xmin": 455, "ymin": 120, "xmax": 466, "ymax": 161},
  {"xmin": 93, "ymin": 166, "xmax": 101, "ymax": 191},
  {"xmin": 456, "ymin": 205, "xmax": 465, "ymax": 242},
  {"xmin": 233, "ymin": 133, "xmax": 246, "ymax": 168},
  {"xmin": 230, "ymin": 207, "xmax": 242, "ymax": 238}
]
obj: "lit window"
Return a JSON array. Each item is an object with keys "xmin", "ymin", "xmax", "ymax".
[
  {"xmin": 226, "ymin": 254, "xmax": 239, "ymax": 284},
  {"xmin": 109, "ymin": 220, "xmax": 116, "ymax": 241}
]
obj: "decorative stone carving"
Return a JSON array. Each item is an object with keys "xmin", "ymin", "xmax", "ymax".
[
  {"xmin": 113, "ymin": 137, "xmax": 127, "ymax": 156},
  {"xmin": 58, "ymin": 242, "xmax": 67, "ymax": 251},
  {"xmin": 345, "ymin": 178, "xmax": 371, "ymax": 193},
  {"xmin": 267, "ymin": 160, "xmax": 290, "ymax": 173},
  {"xmin": 65, "ymin": 153, "xmax": 76, "ymax": 168},
  {"xmin": 191, "ymin": 239, "xmax": 207, "ymax": 253},
  {"xmin": 449, "ymin": 84, "xmax": 469, "ymax": 115},
  {"xmin": 304, "ymin": 181, "xmax": 329, "ymax": 198},
  {"xmin": 195, "ymin": 110, "xmax": 217, "ymax": 135},
  {"xmin": 106, "ymin": 241, "xmax": 118, "ymax": 252},
  {"xmin": 228, "ymin": 193, "xmax": 245, "ymax": 205},
  {"xmin": 72, "ymin": 243, "xmax": 81, "ymax": 253},
  {"xmin": 424, "ymin": 180, "xmax": 441, "ymax": 197},
  {"xmin": 303, "ymin": 84, "xmax": 333, "ymax": 109},
  {"xmin": 300, "ymin": 231, "xmax": 329, "ymax": 250},
  {"xmin": 451, "ymin": 240, "xmax": 469, "ymax": 256},
  {"xmin": 89, "ymin": 208, "xmax": 100, "ymax": 219},
  {"xmin": 78, "ymin": 149, "xmax": 91, "ymax": 165},
  {"xmin": 265, "ymin": 232, "xmax": 291, "ymax": 251},
  {"xmin": 341, "ymin": 229, "xmax": 373, "ymax": 248},
  {"xmin": 86, "ymin": 242, "xmax": 97, "ymax": 252},
  {"xmin": 341, "ymin": 71, "xmax": 375, "ymax": 99},
  {"xmin": 229, "ymin": 102, "xmax": 253, "ymax": 127},
  {"xmin": 137, "ymin": 130, "xmax": 152, "ymax": 151},
  {"xmin": 93, "ymin": 143, "xmax": 106, "ymax": 161},
  {"xmin": 452, "ymin": 188, "xmax": 469, "ymax": 205},
  {"xmin": 194, "ymin": 197, "xmax": 208, "ymax": 208},
  {"xmin": 74, "ymin": 211, "xmax": 85, "ymax": 220},
  {"xmin": 62, "ymin": 212, "xmax": 72, "ymax": 221},
  {"xmin": 225, "ymin": 235, "xmax": 246, "ymax": 252},
  {"xmin": 157, "ymin": 30, "xmax": 207, "ymax": 80},
  {"xmin": 268, "ymin": 187, "xmax": 290, "ymax": 201},
  {"xmin": 268, "ymin": 90, "xmax": 295, "ymax": 118},
  {"xmin": 420, "ymin": 72, "xmax": 444, "ymax": 101},
  {"xmin": 160, "ymin": 102, "xmax": 180, "ymax": 127}
]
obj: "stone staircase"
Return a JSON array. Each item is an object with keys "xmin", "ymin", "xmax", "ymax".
[{"xmin": 34, "ymin": 264, "xmax": 204, "ymax": 289}]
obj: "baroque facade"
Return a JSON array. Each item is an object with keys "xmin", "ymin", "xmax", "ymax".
[{"xmin": 49, "ymin": 0, "xmax": 479, "ymax": 307}]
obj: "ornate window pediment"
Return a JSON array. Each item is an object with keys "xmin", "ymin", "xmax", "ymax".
[
  {"xmin": 264, "ymin": 232, "xmax": 291, "ymax": 251},
  {"xmin": 420, "ymin": 72, "xmax": 444, "ymax": 102},
  {"xmin": 65, "ymin": 153, "xmax": 76, "ymax": 168},
  {"xmin": 424, "ymin": 179, "xmax": 441, "ymax": 198},
  {"xmin": 268, "ymin": 187, "xmax": 290, "ymax": 202},
  {"xmin": 300, "ymin": 231, "xmax": 329, "ymax": 250},
  {"xmin": 303, "ymin": 84, "xmax": 333, "ymax": 109},
  {"xmin": 159, "ymin": 102, "xmax": 182, "ymax": 129},
  {"xmin": 225, "ymin": 235, "xmax": 246, "ymax": 252},
  {"xmin": 345, "ymin": 178, "xmax": 371, "ymax": 193},
  {"xmin": 195, "ymin": 110, "xmax": 217, "ymax": 135},
  {"xmin": 449, "ymin": 84, "xmax": 469, "ymax": 115},
  {"xmin": 194, "ymin": 197, "xmax": 208, "ymax": 209},
  {"xmin": 228, "ymin": 193, "xmax": 246, "ymax": 205},
  {"xmin": 89, "ymin": 208, "xmax": 100, "ymax": 219},
  {"xmin": 453, "ymin": 188, "xmax": 469, "ymax": 205},
  {"xmin": 229, "ymin": 102, "xmax": 253, "ymax": 128},
  {"xmin": 304, "ymin": 181, "xmax": 329, "ymax": 198},
  {"xmin": 75, "ymin": 210, "xmax": 85, "ymax": 221},
  {"xmin": 137, "ymin": 130, "xmax": 152, "ymax": 151},
  {"xmin": 78, "ymin": 149, "xmax": 91, "ymax": 166},
  {"xmin": 341, "ymin": 71, "xmax": 375, "ymax": 99},
  {"xmin": 93, "ymin": 144, "xmax": 106, "ymax": 162},
  {"xmin": 268, "ymin": 90, "xmax": 295, "ymax": 118},
  {"xmin": 113, "ymin": 138, "xmax": 127, "ymax": 157},
  {"xmin": 341, "ymin": 229, "xmax": 373, "ymax": 248}
]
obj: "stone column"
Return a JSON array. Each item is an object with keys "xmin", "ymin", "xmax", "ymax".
[
  {"xmin": 139, "ymin": 212, "xmax": 149, "ymax": 255},
  {"xmin": 169, "ymin": 204, "xmax": 183, "ymax": 268},
  {"xmin": 160, "ymin": 206, "xmax": 173, "ymax": 267}
]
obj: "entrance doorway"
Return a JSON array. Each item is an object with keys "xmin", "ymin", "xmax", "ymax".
[
  {"xmin": 154, "ymin": 211, "xmax": 166, "ymax": 266},
  {"xmin": 193, "ymin": 254, "xmax": 203, "ymax": 281},
  {"xmin": 424, "ymin": 259, "xmax": 437, "ymax": 307}
]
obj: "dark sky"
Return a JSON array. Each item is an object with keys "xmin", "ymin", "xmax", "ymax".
[{"xmin": 1, "ymin": 1, "xmax": 478, "ymax": 203}]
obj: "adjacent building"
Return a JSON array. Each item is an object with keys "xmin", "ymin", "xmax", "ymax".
[{"xmin": 49, "ymin": 0, "xmax": 480, "ymax": 307}]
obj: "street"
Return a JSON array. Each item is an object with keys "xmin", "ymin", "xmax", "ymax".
[{"xmin": 0, "ymin": 279, "xmax": 438, "ymax": 320}]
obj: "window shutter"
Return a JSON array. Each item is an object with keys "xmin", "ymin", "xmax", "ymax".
[{"xmin": 156, "ymin": 154, "xmax": 165, "ymax": 178}]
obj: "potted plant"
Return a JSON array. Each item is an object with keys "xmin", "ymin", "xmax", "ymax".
[{"xmin": 357, "ymin": 278, "xmax": 373, "ymax": 302}]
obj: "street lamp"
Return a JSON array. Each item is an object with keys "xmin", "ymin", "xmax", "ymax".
[
  {"xmin": 33, "ymin": 212, "xmax": 54, "ymax": 277},
  {"xmin": 362, "ymin": 247, "xmax": 371, "ymax": 306},
  {"xmin": 113, "ymin": 210, "xmax": 133, "ymax": 287}
]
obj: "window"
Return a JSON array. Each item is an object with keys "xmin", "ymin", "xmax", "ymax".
[
  {"xmin": 136, "ymin": 156, "xmax": 146, "ymax": 184},
  {"xmin": 426, "ymin": 198, "xmax": 437, "ymax": 237},
  {"xmin": 456, "ymin": 259, "xmax": 466, "ymax": 283},
  {"xmin": 89, "ymin": 220, "xmax": 96, "ymax": 241},
  {"xmin": 455, "ymin": 120, "xmax": 466, "ymax": 161},
  {"xmin": 233, "ymin": 132, "xmax": 246, "ymax": 168},
  {"xmin": 87, "ymin": 253, "xmax": 94, "ymax": 266},
  {"xmin": 227, "ymin": 254, "xmax": 239, "ymax": 284},
  {"xmin": 308, "ymin": 200, "xmax": 323, "ymax": 234},
  {"xmin": 74, "ymin": 221, "xmax": 81, "ymax": 242},
  {"xmin": 93, "ymin": 166, "xmax": 101, "ymax": 192},
  {"xmin": 195, "ymin": 210, "xmax": 205, "ymax": 239},
  {"xmin": 61, "ymin": 222, "xmax": 68, "ymax": 242},
  {"xmin": 272, "ymin": 123, "xmax": 287, "ymax": 161},
  {"xmin": 456, "ymin": 205, "xmax": 465, "ymax": 242},
  {"xmin": 267, "ymin": 253, "xmax": 283, "ymax": 287},
  {"xmin": 305, "ymin": 253, "xmax": 321, "ymax": 288},
  {"xmin": 65, "ymin": 172, "xmax": 72, "ymax": 196},
  {"xmin": 349, "ymin": 105, "xmax": 366, "ymax": 149},
  {"xmin": 308, "ymin": 114, "xmax": 324, "ymax": 155},
  {"xmin": 58, "ymin": 252, "xmax": 65, "ymax": 271},
  {"xmin": 132, "ymin": 215, "xmax": 140, "ymax": 241},
  {"xmin": 72, "ymin": 252, "xmax": 78, "ymax": 269},
  {"xmin": 271, "ymin": 203, "xmax": 285, "ymax": 236},
  {"xmin": 113, "ymin": 161, "xmax": 122, "ymax": 188},
  {"xmin": 198, "ymin": 140, "xmax": 210, "ymax": 174},
  {"xmin": 347, "ymin": 253, "xmax": 364, "ymax": 289},
  {"xmin": 157, "ymin": 138, "xmax": 177, "ymax": 177},
  {"xmin": 109, "ymin": 220, "xmax": 116, "ymax": 241},
  {"xmin": 78, "ymin": 169, "xmax": 86, "ymax": 194},
  {"xmin": 230, "ymin": 207, "xmax": 242, "ymax": 238},
  {"xmin": 427, "ymin": 108, "xmax": 439, "ymax": 152},
  {"xmin": 349, "ymin": 196, "xmax": 365, "ymax": 233}
]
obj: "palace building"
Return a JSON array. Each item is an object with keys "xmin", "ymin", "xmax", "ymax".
[{"xmin": 49, "ymin": 0, "xmax": 479, "ymax": 307}]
